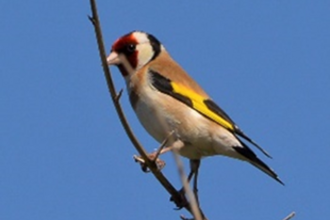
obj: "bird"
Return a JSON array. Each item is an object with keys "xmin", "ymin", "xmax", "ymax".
[{"xmin": 106, "ymin": 30, "xmax": 283, "ymax": 201}]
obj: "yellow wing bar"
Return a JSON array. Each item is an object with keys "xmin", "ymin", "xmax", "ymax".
[
  {"xmin": 171, "ymin": 83, "xmax": 235, "ymax": 131},
  {"xmin": 149, "ymin": 69, "xmax": 235, "ymax": 131}
]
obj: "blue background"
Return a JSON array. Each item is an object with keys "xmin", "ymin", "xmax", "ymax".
[{"xmin": 1, "ymin": 0, "xmax": 329, "ymax": 219}]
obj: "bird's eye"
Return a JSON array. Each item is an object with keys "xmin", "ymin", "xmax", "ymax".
[{"xmin": 126, "ymin": 44, "xmax": 136, "ymax": 53}]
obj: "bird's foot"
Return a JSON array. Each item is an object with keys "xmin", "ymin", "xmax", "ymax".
[{"xmin": 133, "ymin": 152, "xmax": 166, "ymax": 172}]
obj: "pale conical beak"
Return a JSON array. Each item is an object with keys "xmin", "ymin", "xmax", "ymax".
[{"xmin": 106, "ymin": 51, "xmax": 121, "ymax": 65}]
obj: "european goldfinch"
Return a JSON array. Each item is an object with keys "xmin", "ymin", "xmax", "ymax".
[{"xmin": 107, "ymin": 31, "xmax": 283, "ymax": 191}]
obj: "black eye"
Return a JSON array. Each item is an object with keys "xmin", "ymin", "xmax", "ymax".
[{"xmin": 126, "ymin": 44, "xmax": 136, "ymax": 53}]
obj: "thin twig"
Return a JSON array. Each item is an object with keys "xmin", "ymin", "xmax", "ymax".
[
  {"xmin": 115, "ymin": 89, "xmax": 123, "ymax": 102},
  {"xmin": 282, "ymin": 212, "xmax": 295, "ymax": 220},
  {"xmin": 172, "ymin": 150, "xmax": 205, "ymax": 220},
  {"xmin": 88, "ymin": 0, "xmax": 198, "ymax": 216}
]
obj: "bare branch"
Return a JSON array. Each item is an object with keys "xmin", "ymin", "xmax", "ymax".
[
  {"xmin": 282, "ymin": 212, "xmax": 295, "ymax": 220},
  {"xmin": 115, "ymin": 89, "xmax": 124, "ymax": 102},
  {"xmin": 172, "ymin": 150, "xmax": 205, "ymax": 220}
]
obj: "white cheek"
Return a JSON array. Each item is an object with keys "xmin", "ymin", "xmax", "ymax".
[{"xmin": 136, "ymin": 44, "xmax": 154, "ymax": 70}]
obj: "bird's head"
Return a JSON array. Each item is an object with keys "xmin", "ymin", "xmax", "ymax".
[{"xmin": 107, "ymin": 31, "xmax": 163, "ymax": 77}]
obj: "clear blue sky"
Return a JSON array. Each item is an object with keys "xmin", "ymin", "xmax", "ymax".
[{"xmin": 1, "ymin": 0, "xmax": 329, "ymax": 219}]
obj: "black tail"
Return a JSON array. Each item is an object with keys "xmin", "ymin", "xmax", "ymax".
[{"xmin": 233, "ymin": 143, "xmax": 284, "ymax": 185}]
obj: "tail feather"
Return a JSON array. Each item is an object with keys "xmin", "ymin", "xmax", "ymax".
[{"xmin": 233, "ymin": 143, "xmax": 284, "ymax": 185}]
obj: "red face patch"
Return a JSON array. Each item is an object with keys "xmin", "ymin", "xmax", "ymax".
[{"xmin": 112, "ymin": 33, "xmax": 139, "ymax": 70}]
